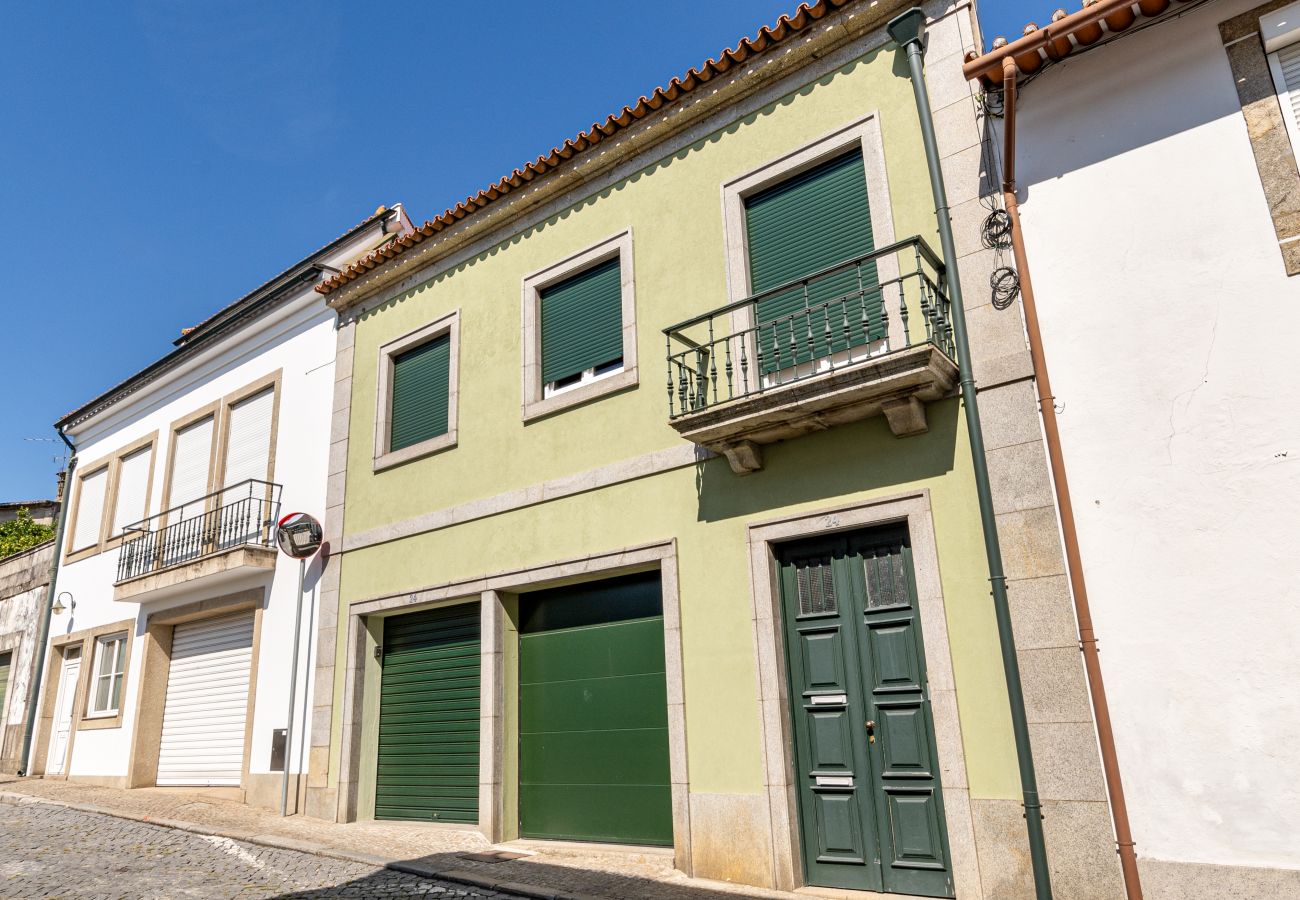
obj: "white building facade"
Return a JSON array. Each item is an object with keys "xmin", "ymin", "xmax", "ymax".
[
  {"xmin": 996, "ymin": 0, "xmax": 1300, "ymax": 894},
  {"xmin": 34, "ymin": 206, "xmax": 410, "ymax": 811}
]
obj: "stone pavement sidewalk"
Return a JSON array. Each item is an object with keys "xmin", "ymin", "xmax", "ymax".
[{"xmin": 0, "ymin": 778, "xmax": 836, "ymax": 900}]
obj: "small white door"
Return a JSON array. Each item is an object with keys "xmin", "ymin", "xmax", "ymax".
[
  {"xmin": 46, "ymin": 648, "xmax": 82, "ymax": 776},
  {"xmin": 156, "ymin": 612, "xmax": 254, "ymax": 786}
]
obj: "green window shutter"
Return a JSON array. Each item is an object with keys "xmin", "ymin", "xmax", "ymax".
[
  {"xmin": 540, "ymin": 256, "xmax": 624, "ymax": 385},
  {"xmin": 745, "ymin": 149, "xmax": 881, "ymax": 370},
  {"xmin": 389, "ymin": 334, "xmax": 451, "ymax": 452}
]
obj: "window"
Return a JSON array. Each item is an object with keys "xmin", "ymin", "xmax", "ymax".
[
  {"xmin": 375, "ymin": 310, "xmax": 459, "ymax": 471},
  {"xmin": 222, "ymin": 387, "xmax": 275, "ymax": 491},
  {"xmin": 540, "ymin": 256, "xmax": 625, "ymax": 395},
  {"xmin": 745, "ymin": 149, "xmax": 882, "ymax": 372},
  {"xmin": 69, "ymin": 466, "xmax": 109, "ymax": 555},
  {"xmin": 522, "ymin": 230, "xmax": 638, "ymax": 420},
  {"xmin": 88, "ymin": 633, "xmax": 127, "ymax": 717},
  {"xmin": 167, "ymin": 414, "xmax": 216, "ymax": 515},
  {"xmin": 1224, "ymin": 1, "xmax": 1300, "ymax": 275},
  {"xmin": 109, "ymin": 444, "xmax": 154, "ymax": 538},
  {"xmin": 1266, "ymin": 6, "xmax": 1300, "ymax": 160},
  {"xmin": 720, "ymin": 115, "xmax": 899, "ymax": 380}
]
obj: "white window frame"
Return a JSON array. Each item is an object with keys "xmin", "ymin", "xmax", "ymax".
[
  {"xmin": 520, "ymin": 229, "xmax": 638, "ymax": 421},
  {"xmin": 718, "ymin": 114, "xmax": 900, "ymax": 391},
  {"xmin": 374, "ymin": 309, "xmax": 460, "ymax": 472},
  {"xmin": 87, "ymin": 632, "xmax": 127, "ymax": 718}
]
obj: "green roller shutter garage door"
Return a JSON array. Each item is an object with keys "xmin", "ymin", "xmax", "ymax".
[
  {"xmin": 519, "ymin": 572, "xmax": 672, "ymax": 845},
  {"xmin": 375, "ymin": 602, "xmax": 481, "ymax": 822}
]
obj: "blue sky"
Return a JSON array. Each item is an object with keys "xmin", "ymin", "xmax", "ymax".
[{"xmin": 0, "ymin": 0, "xmax": 1032, "ymax": 500}]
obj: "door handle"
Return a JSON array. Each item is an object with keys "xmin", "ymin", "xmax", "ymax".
[{"xmin": 865, "ymin": 720, "xmax": 877, "ymax": 744}]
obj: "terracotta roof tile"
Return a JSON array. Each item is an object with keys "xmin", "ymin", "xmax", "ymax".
[
  {"xmin": 318, "ymin": 0, "xmax": 853, "ymax": 295},
  {"xmin": 964, "ymin": 0, "xmax": 1197, "ymax": 85}
]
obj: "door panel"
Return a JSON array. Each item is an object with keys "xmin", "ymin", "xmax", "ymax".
[
  {"xmin": 812, "ymin": 789, "xmax": 868, "ymax": 863},
  {"xmin": 518, "ymin": 572, "xmax": 672, "ymax": 846},
  {"xmin": 779, "ymin": 530, "xmax": 954, "ymax": 898},
  {"xmin": 779, "ymin": 545, "xmax": 880, "ymax": 891},
  {"xmin": 46, "ymin": 651, "xmax": 80, "ymax": 776}
]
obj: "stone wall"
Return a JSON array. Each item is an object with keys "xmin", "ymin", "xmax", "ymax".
[{"xmin": 0, "ymin": 541, "xmax": 54, "ymax": 773}]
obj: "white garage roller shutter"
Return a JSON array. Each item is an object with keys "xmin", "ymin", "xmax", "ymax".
[{"xmin": 156, "ymin": 612, "xmax": 254, "ymax": 786}]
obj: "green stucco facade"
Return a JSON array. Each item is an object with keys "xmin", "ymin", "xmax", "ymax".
[{"xmin": 321, "ymin": 14, "xmax": 1039, "ymax": 891}]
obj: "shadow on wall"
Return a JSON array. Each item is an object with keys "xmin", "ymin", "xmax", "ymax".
[
  {"xmin": 1008, "ymin": 4, "xmax": 1242, "ymax": 192},
  {"xmin": 695, "ymin": 396, "xmax": 960, "ymax": 523},
  {"xmin": 277, "ymin": 850, "xmax": 772, "ymax": 900}
]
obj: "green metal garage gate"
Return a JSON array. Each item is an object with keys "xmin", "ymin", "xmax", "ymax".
[
  {"xmin": 375, "ymin": 602, "xmax": 481, "ymax": 822},
  {"xmin": 519, "ymin": 571, "xmax": 672, "ymax": 845}
]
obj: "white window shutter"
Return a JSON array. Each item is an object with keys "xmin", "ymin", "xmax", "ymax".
[
  {"xmin": 111, "ymin": 446, "xmax": 152, "ymax": 535},
  {"xmin": 1271, "ymin": 43, "xmax": 1300, "ymax": 157},
  {"xmin": 72, "ymin": 468, "xmax": 108, "ymax": 550},
  {"xmin": 169, "ymin": 417, "xmax": 214, "ymax": 513},
  {"xmin": 222, "ymin": 388, "xmax": 274, "ymax": 489}
]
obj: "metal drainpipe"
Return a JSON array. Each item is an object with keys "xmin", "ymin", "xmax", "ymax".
[
  {"xmin": 885, "ymin": 9, "xmax": 1054, "ymax": 898},
  {"xmin": 999, "ymin": 56, "xmax": 1144, "ymax": 900},
  {"xmin": 17, "ymin": 429, "xmax": 77, "ymax": 776}
]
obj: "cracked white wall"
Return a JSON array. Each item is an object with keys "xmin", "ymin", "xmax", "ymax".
[{"xmin": 1010, "ymin": 0, "xmax": 1300, "ymax": 875}]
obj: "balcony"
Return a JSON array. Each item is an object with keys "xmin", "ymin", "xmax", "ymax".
[
  {"xmin": 114, "ymin": 479, "xmax": 282, "ymax": 601},
  {"xmin": 664, "ymin": 236, "xmax": 959, "ymax": 473}
]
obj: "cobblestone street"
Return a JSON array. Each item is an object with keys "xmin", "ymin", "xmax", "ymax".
[{"xmin": 0, "ymin": 801, "xmax": 523, "ymax": 899}]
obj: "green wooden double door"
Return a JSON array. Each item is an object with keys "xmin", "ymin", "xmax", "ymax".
[{"xmin": 778, "ymin": 528, "xmax": 954, "ymax": 898}]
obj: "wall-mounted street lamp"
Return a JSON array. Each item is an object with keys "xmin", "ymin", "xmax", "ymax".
[{"xmin": 51, "ymin": 592, "xmax": 74, "ymax": 616}]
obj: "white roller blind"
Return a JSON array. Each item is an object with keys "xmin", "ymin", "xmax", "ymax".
[
  {"xmin": 1271, "ymin": 43, "xmax": 1300, "ymax": 157},
  {"xmin": 222, "ymin": 388, "xmax": 274, "ymax": 489},
  {"xmin": 71, "ymin": 468, "xmax": 108, "ymax": 550},
  {"xmin": 169, "ymin": 417, "xmax": 214, "ymax": 512},
  {"xmin": 111, "ymin": 446, "xmax": 152, "ymax": 535}
]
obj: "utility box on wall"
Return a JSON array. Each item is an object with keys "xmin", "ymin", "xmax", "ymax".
[{"xmin": 269, "ymin": 728, "xmax": 286, "ymax": 772}]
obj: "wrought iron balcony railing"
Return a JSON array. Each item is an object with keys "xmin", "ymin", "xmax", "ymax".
[
  {"xmin": 116, "ymin": 478, "xmax": 282, "ymax": 583},
  {"xmin": 663, "ymin": 236, "xmax": 955, "ymax": 419}
]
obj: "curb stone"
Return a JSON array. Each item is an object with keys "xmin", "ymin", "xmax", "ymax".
[{"xmin": 0, "ymin": 788, "xmax": 610, "ymax": 899}]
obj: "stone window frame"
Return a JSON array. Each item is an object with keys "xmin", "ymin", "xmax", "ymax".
[
  {"xmin": 158, "ymin": 401, "xmax": 222, "ymax": 519},
  {"xmin": 519, "ymin": 229, "xmax": 639, "ymax": 422},
  {"xmin": 372, "ymin": 309, "xmax": 461, "ymax": 472},
  {"xmin": 65, "ymin": 433, "xmax": 161, "ymax": 564},
  {"xmin": 718, "ymin": 112, "xmax": 902, "ymax": 372},
  {"xmin": 102, "ymin": 432, "xmax": 160, "ymax": 552},
  {"xmin": 212, "ymin": 370, "xmax": 284, "ymax": 501},
  {"xmin": 744, "ymin": 490, "xmax": 980, "ymax": 897},
  {"xmin": 1220, "ymin": 0, "xmax": 1300, "ymax": 275},
  {"xmin": 63, "ymin": 455, "xmax": 114, "ymax": 564},
  {"xmin": 157, "ymin": 370, "xmax": 283, "ymax": 525},
  {"xmin": 84, "ymin": 631, "xmax": 129, "ymax": 720},
  {"xmin": 29, "ymin": 619, "xmax": 138, "ymax": 773}
]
